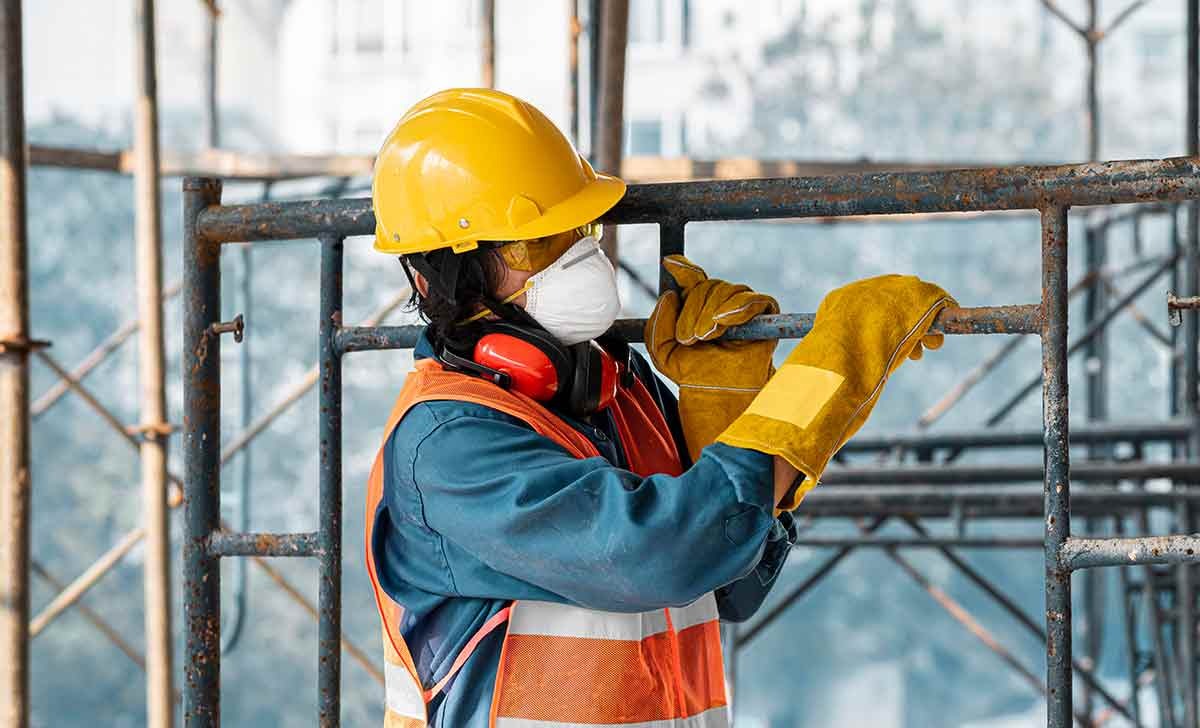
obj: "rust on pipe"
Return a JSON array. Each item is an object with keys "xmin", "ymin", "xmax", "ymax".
[{"xmin": 0, "ymin": 0, "xmax": 32, "ymax": 724}]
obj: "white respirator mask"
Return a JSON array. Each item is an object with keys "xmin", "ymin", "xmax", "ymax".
[{"xmin": 518, "ymin": 235, "xmax": 621, "ymax": 346}]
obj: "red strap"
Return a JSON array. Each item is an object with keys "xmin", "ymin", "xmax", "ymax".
[{"xmin": 423, "ymin": 605, "xmax": 513, "ymax": 702}]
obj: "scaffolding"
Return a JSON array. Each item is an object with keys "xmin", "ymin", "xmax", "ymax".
[{"xmin": 2, "ymin": 1, "xmax": 1200, "ymax": 727}]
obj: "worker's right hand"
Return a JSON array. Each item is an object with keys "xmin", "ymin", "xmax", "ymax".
[{"xmin": 645, "ymin": 255, "xmax": 779, "ymax": 464}]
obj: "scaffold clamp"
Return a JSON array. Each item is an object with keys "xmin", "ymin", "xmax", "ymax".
[
  {"xmin": 0, "ymin": 335, "xmax": 52, "ymax": 354},
  {"xmin": 1167, "ymin": 292, "xmax": 1200, "ymax": 327}
]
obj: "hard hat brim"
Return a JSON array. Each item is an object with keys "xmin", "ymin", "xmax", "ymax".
[{"xmin": 374, "ymin": 173, "xmax": 627, "ymax": 255}]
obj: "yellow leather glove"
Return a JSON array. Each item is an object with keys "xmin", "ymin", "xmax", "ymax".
[
  {"xmin": 645, "ymin": 255, "xmax": 780, "ymax": 463},
  {"xmin": 717, "ymin": 274, "xmax": 956, "ymax": 510}
]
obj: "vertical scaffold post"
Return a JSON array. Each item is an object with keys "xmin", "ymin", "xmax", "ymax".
[
  {"xmin": 318, "ymin": 236, "xmax": 344, "ymax": 727},
  {"xmin": 481, "ymin": 0, "xmax": 495, "ymax": 88},
  {"xmin": 595, "ymin": 0, "xmax": 628, "ymax": 264},
  {"xmin": 202, "ymin": 0, "xmax": 218, "ymax": 149},
  {"xmin": 1182, "ymin": 2, "xmax": 1200, "ymax": 724},
  {"xmin": 658, "ymin": 219, "xmax": 685, "ymax": 294},
  {"xmin": 0, "ymin": 1, "xmax": 31, "ymax": 725},
  {"xmin": 183, "ymin": 177, "xmax": 223, "ymax": 727},
  {"xmin": 587, "ymin": 0, "xmax": 601, "ymax": 160},
  {"xmin": 1041, "ymin": 204, "xmax": 1072, "ymax": 728},
  {"xmin": 568, "ymin": 0, "xmax": 581, "ymax": 144},
  {"xmin": 1080, "ymin": 225, "xmax": 1107, "ymax": 719},
  {"xmin": 133, "ymin": 0, "xmax": 173, "ymax": 724}
]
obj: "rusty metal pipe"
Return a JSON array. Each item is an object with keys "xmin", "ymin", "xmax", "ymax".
[
  {"xmin": 194, "ymin": 157, "xmax": 1200, "ymax": 243},
  {"xmin": 819, "ymin": 460, "xmax": 1200, "ymax": 485},
  {"xmin": 338, "ymin": 304, "xmax": 1041, "ymax": 353},
  {"xmin": 183, "ymin": 177, "xmax": 223, "ymax": 726},
  {"xmin": 0, "ymin": 0, "xmax": 32, "ymax": 724},
  {"xmin": 207, "ymin": 531, "xmax": 318, "ymax": 558},
  {"xmin": 842, "ymin": 418, "xmax": 1192, "ymax": 452},
  {"xmin": 798, "ymin": 486, "xmax": 1200, "ymax": 518},
  {"xmin": 1041, "ymin": 205, "xmax": 1073, "ymax": 728},
  {"xmin": 1062, "ymin": 534, "xmax": 1200, "ymax": 570}
]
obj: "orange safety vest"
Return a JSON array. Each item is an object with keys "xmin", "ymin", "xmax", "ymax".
[{"xmin": 365, "ymin": 359, "xmax": 730, "ymax": 727}]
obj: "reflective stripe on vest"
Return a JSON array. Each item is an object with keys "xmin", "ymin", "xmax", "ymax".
[
  {"xmin": 382, "ymin": 624, "xmax": 426, "ymax": 725},
  {"xmin": 491, "ymin": 598, "xmax": 727, "ymax": 725},
  {"xmin": 494, "ymin": 705, "xmax": 730, "ymax": 728},
  {"xmin": 366, "ymin": 359, "xmax": 727, "ymax": 727}
]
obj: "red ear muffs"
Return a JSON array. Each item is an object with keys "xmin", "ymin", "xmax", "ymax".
[
  {"xmin": 470, "ymin": 324, "xmax": 619, "ymax": 417},
  {"xmin": 568, "ymin": 341, "xmax": 619, "ymax": 415},
  {"xmin": 474, "ymin": 332, "xmax": 562, "ymax": 402}
]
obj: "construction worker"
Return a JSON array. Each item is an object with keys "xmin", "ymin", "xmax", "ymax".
[{"xmin": 366, "ymin": 88, "xmax": 953, "ymax": 727}]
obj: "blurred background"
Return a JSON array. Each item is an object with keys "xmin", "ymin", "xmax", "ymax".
[{"xmin": 16, "ymin": 0, "xmax": 1194, "ymax": 726}]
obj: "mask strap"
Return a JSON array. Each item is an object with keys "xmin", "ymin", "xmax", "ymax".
[{"xmin": 458, "ymin": 281, "xmax": 532, "ymax": 325}]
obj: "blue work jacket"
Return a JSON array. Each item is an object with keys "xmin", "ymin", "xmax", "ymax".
[{"xmin": 370, "ymin": 330, "xmax": 795, "ymax": 727}]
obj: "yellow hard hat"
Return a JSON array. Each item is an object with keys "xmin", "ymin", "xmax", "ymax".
[{"xmin": 372, "ymin": 88, "xmax": 626, "ymax": 256}]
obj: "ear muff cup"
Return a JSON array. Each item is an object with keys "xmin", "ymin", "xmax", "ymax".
[
  {"xmin": 567, "ymin": 341, "xmax": 611, "ymax": 418},
  {"xmin": 471, "ymin": 323, "xmax": 618, "ymax": 417},
  {"xmin": 474, "ymin": 321, "xmax": 572, "ymax": 400}
]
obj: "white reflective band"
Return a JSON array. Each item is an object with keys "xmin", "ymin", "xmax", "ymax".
[
  {"xmin": 384, "ymin": 661, "xmax": 426, "ymax": 721},
  {"xmin": 668, "ymin": 595, "xmax": 720, "ymax": 632},
  {"xmin": 495, "ymin": 705, "xmax": 730, "ymax": 728},
  {"xmin": 507, "ymin": 600, "xmax": 670, "ymax": 641}
]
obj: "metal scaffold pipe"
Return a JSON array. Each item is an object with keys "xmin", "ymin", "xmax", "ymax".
[
  {"xmin": 202, "ymin": 0, "xmax": 218, "ymax": 149},
  {"xmin": 133, "ymin": 0, "xmax": 173, "ymax": 725},
  {"xmin": 0, "ymin": 0, "xmax": 31, "ymax": 725},
  {"xmin": 595, "ymin": 0, "xmax": 627, "ymax": 263},
  {"xmin": 1181, "ymin": 2, "xmax": 1200, "ymax": 723},
  {"xmin": 1040, "ymin": 204, "xmax": 1072, "ymax": 728},
  {"xmin": 481, "ymin": 0, "xmax": 495, "ymax": 88},
  {"xmin": 193, "ymin": 156, "xmax": 1200, "ymax": 242},
  {"xmin": 183, "ymin": 177, "xmax": 223, "ymax": 727}
]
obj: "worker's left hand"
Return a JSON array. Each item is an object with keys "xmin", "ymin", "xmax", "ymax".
[
  {"xmin": 905, "ymin": 333, "xmax": 944, "ymax": 361},
  {"xmin": 645, "ymin": 255, "xmax": 779, "ymax": 463},
  {"xmin": 717, "ymin": 273, "xmax": 957, "ymax": 512}
]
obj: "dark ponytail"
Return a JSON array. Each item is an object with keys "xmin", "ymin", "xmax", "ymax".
[{"xmin": 401, "ymin": 246, "xmax": 505, "ymax": 353}]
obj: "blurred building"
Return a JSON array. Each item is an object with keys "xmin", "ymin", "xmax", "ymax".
[
  {"xmin": 269, "ymin": 0, "xmax": 1185, "ymax": 162},
  {"xmin": 20, "ymin": 0, "xmax": 1188, "ymax": 163}
]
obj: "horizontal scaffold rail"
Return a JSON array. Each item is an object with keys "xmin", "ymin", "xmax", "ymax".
[
  {"xmin": 1060, "ymin": 534, "xmax": 1200, "ymax": 570},
  {"xmin": 842, "ymin": 418, "xmax": 1193, "ymax": 451},
  {"xmin": 193, "ymin": 156, "xmax": 1200, "ymax": 242},
  {"xmin": 207, "ymin": 531, "xmax": 319, "ymax": 558},
  {"xmin": 797, "ymin": 486, "xmax": 1200, "ymax": 518},
  {"xmin": 336, "ymin": 305, "xmax": 1040, "ymax": 353},
  {"xmin": 30, "ymin": 144, "xmax": 1045, "ymax": 182},
  {"xmin": 820, "ymin": 460, "xmax": 1200, "ymax": 485}
]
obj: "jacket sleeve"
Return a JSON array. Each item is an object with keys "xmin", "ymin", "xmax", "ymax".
[
  {"xmin": 397, "ymin": 402, "xmax": 778, "ymax": 613},
  {"xmin": 714, "ymin": 511, "xmax": 796, "ymax": 622},
  {"xmin": 629, "ymin": 347, "xmax": 792, "ymax": 621}
]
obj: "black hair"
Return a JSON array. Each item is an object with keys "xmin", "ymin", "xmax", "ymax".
[{"xmin": 401, "ymin": 245, "xmax": 505, "ymax": 353}]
